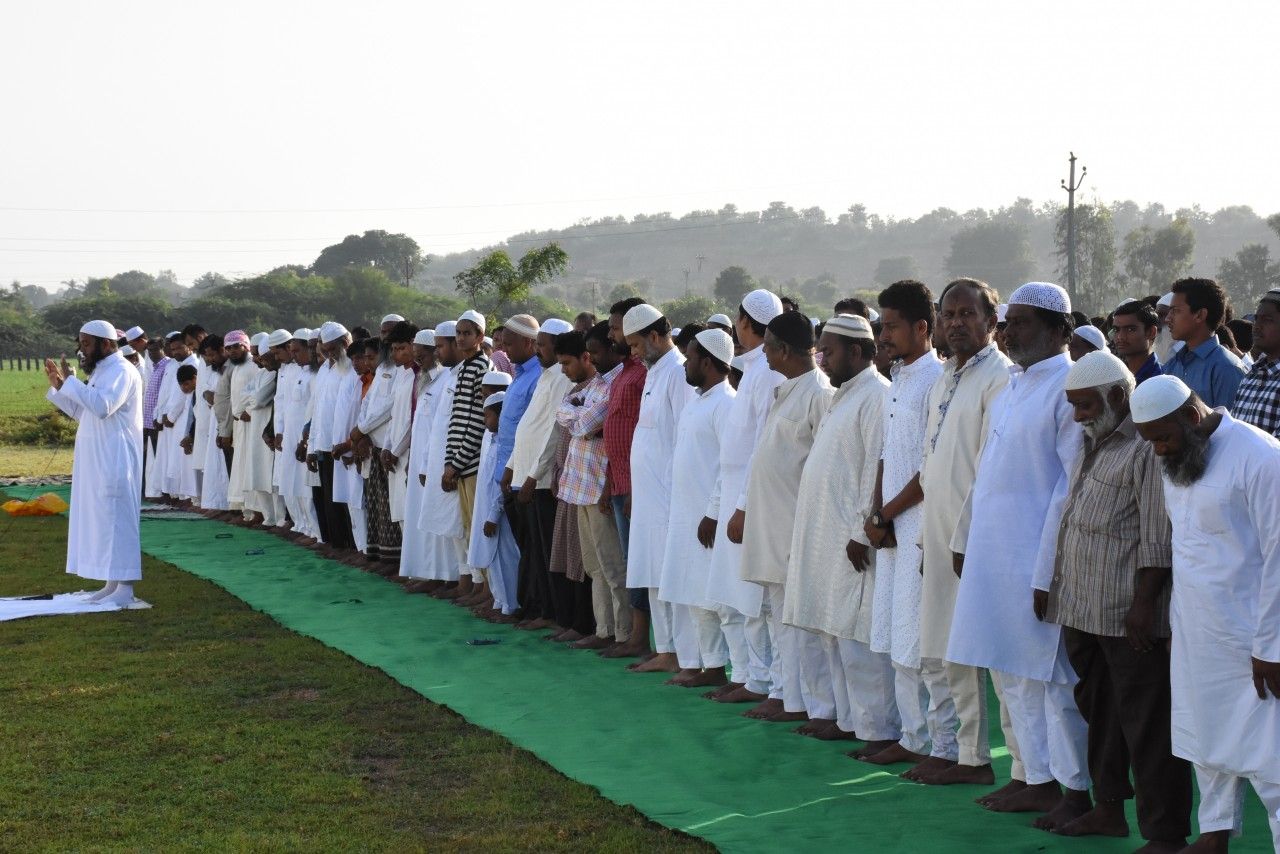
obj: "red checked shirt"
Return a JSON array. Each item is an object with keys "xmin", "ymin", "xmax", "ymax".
[{"xmin": 603, "ymin": 356, "xmax": 645, "ymax": 496}]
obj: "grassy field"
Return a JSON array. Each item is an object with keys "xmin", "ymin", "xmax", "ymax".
[
  {"xmin": 0, "ymin": 365, "xmax": 75, "ymax": 477},
  {"xmin": 0, "ymin": 497, "xmax": 709, "ymax": 852}
]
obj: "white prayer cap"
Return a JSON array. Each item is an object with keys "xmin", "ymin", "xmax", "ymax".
[
  {"xmin": 483, "ymin": 391, "xmax": 506, "ymax": 409},
  {"xmin": 867, "ymin": 308, "xmax": 880, "ymax": 323},
  {"xmin": 308, "ymin": 328, "xmax": 322, "ymax": 341},
  {"xmin": 996, "ymin": 303, "xmax": 1008, "ymax": 323},
  {"xmin": 505, "ymin": 314, "xmax": 540, "ymax": 339},
  {"xmin": 120, "ymin": 344, "xmax": 136, "ymax": 356},
  {"xmin": 381, "ymin": 313, "xmax": 405, "ymax": 325},
  {"xmin": 457, "ymin": 309, "xmax": 486, "ymax": 330},
  {"xmin": 1072, "ymin": 325, "xmax": 1107, "ymax": 352},
  {"xmin": 80, "ymin": 319, "xmax": 117, "ymax": 339},
  {"xmin": 319, "ymin": 321, "xmax": 349, "ymax": 344},
  {"xmin": 1065, "ymin": 351, "xmax": 1133, "ymax": 392},
  {"xmin": 267, "ymin": 329, "xmax": 292, "ymax": 348},
  {"xmin": 672, "ymin": 327, "xmax": 682, "ymax": 338},
  {"xmin": 124, "ymin": 325, "xmax": 145, "ymax": 341},
  {"xmin": 292, "ymin": 327, "xmax": 311, "ymax": 341},
  {"xmin": 623, "ymin": 303, "xmax": 664, "ymax": 336},
  {"xmin": 482, "ymin": 370, "xmax": 512, "ymax": 387},
  {"xmin": 434, "ymin": 320, "xmax": 457, "ymax": 338},
  {"xmin": 823, "ymin": 313, "xmax": 875, "ymax": 341},
  {"xmin": 413, "ymin": 329, "xmax": 436, "ymax": 347},
  {"xmin": 539, "ymin": 318, "xmax": 572, "ymax": 336},
  {"xmin": 1113, "ymin": 297, "xmax": 1138, "ymax": 313},
  {"xmin": 1009, "ymin": 282, "xmax": 1071, "ymax": 315},
  {"xmin": 741, "ymin": 289, "xmax": 784, "ymax": 325},
  {"xmin": 483, "ymin": 336, "xmax": 493, "ymax": 347},
  {"xmin": 707, "ymin": 313, "xmax": 732, "ymax": 327},
  {"xmin": 251, "ymin": 332, "xmax": 270, "ymax": 351},
  {"xmin": 1131, "ymin": 375, "xmax": 1193, "ymax": 424},
  {"xmin": 166, "ymin": 330, "xmax": 184, "ymax": 341},
  {"xmin": 1157, "ymin": 292, "xmax": 1175, "ymax": 308},
  {"xmin": 694, "ymin": 328, "xmax": 734, "ymax": 366}
]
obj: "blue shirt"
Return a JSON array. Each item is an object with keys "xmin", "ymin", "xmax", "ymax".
[
  {"xmin": 1162, "ymin": 337, "xmax": 1246, "ymax": 408},
  {"xmin": 1133, "ymin": 353, "xmax": 1163, "ymax": 385},
  {"xmin": 493, "ymin": 354, "xmax": 542, "ymax": 480}
]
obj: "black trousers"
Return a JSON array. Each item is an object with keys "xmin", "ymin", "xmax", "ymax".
[
  {"xmin": 317, "ymin": 453, "xmax": 354, "ymax": 550},
  {"xmin": 549, "ymin": 572, "xmax": 595, "ymax": 636},
  {"xmin": 1064, "ymin": 626, "xmax": 1192, "ymax": 843},
  {"xmin": 511, "ymin": 492, "xmax": 554, "ymax": 620}
]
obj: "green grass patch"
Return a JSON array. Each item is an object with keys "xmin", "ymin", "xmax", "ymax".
[
  {"xmin": 0, "ymin": 500, "xmax": 709, "ymax": 852},
  {"xmin": 0, "ymin": 444, "xmax": 73, "ymax": 477},
  {"xmin": 0, "ymin": 365, "xmax": 56, "ymax": 417}
]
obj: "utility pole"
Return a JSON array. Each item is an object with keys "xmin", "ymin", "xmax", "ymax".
[
  {"xmin": 683, "ymin": 268, "xmax": 691, "ymax": 297},
  {"xmin": 1061, "ymin": 152, "xmax": 1086, "ymax": 306}
]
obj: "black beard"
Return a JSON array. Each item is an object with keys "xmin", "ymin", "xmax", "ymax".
[
  {"xmin": 1161, "ymin": 422, "xmax": 1210, "ymax": 486},
  {"xmin": 229, "ymin": 353, "xmax": 248, "ymax": 365}
]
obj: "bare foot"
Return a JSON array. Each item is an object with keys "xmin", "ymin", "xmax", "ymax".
[
  {"xmin": 515, "ymin": 617, "xmax": 556, "ymax": 630},
  {"xmin": 796, "ymin": 718, "xmax": 837, "ymax": 737},
  {"xmin": 902, "ymin": 756, "xmax": 957, "ymax": 781},
  {"xmin": 1033, "ymin": 789, "xmax": 1093, "ymax": 831},
  {"xmin": 858, "ymin": 743, "xmax": 929, "ymax": 766},
  {"xmin": 847, "ymin": 739, "xmax": 897, "ymax": 759},
  {"xmin": 601, "ymin": 642, "xmax": 649, "ymax": 659},
  {"xmin": 629, "ymin": 652, "xmax": 679, "ymax": 673},
  {"xmin": 764, "ymin": 709, "xmax": 809, "ymax": 723},
  {"xmin": 810, "ymin": 725, "xmax": 860, "ymax": 742},
  {"xmin": 667, "ymin": 668, "xmax": 728, "ymax": 688},
  {"xmin": 1177, "ymin": 832, "xmax": 1230, "ymax": 853},
  {"xmin": 550, "ymin": 629, "xmax": 584, "ymax": 643},
  {"xmin": 985, "ymin": 781, "xmax": 1062, "ymax": 813},
  {"xmin": 743, "ymin": 698, "xmax": 785, "ymax": 719},
  {"xmin": 713, "ymin": 685, "xmax": 768, "ymax": 704},
  {"xmin": 921, "ymin": 763, "xmax": 996, "ymax": 786},
  {"xmin": 570, "ymin": 635, "xmax": 614, "ymax": 650},
  {"xmin": 975, "ymin": 779, "xmax": 1027, "ymax": 806},
  {"xmin": 703, "ymin": 681, "xmax": 745, "ymax": 700},
  {"xmin": 1053, "ymin": 801, "xmax": 1130, "ymax": 838}
]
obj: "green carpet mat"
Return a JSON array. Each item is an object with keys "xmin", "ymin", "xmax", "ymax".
[{"xmin": 6, "ymin": 484, "xmax": 1272, "ymax": 852}]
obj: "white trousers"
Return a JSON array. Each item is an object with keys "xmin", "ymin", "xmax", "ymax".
[
  {"xmin": 649, "ymin": 587, "xmax": 676, "ymax": 654},
  {"xmin": 1194, "ymin": 765, "xmax": 1280, "ymax": 845},
  {"xmin": 691, "ymin": 605, "xmax": 730, "ymax": 669},
  {"xmin": 711, "ymin": 604, "xmax": 759, "ymax": 689},
  {"xmin": 796, "ymin": 627, "xmax": 836, "ymax": 720},
  {"xmin": 669, "ymin": 601, "xmax": 701, "ymax": 669},
  {"xmin": 349, "ymin": 504, "xmax": 367, "ymax": 553},
  {"xmin": 993, "ymin": 669, "xmax": 1089, "ymax": 790},
  {"xmin": 893, "ymin": 658, "xmax": 959, "ymax": 759},
  {"xmin": 823, "ymin": 635, "xmax": 900, "ymax": 740},
  {"xmin": 759, "ymin": 583, "xmax": 833, "ymax": 718}
]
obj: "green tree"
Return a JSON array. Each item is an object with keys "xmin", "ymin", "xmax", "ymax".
[
  {"xmin": 607, "ymin": 282, "xmax": 644, "ymax": 305},
  {"xmin": 312, "ymin": 230, "xmax": 424, "ymax": 283},
  {"xmin": 1267, "ymin": 213, "xmax": 1280, "ymax": 240},
  {"xmin": 945, "ymin": 222, "xmax": 1036, "ymax": 290},
  {"xmin": 713, "ymin": 265, "xmax": 755, "ymax": 307},
  {"xmin": 1120, "ymin": 219, "xmax": 1195, "ymax": 295},
  {"xmin": 191, "ymin": 271, "xmax": 231, "ymax": 294},
  {"xmin": 453, "ymin": 243, "xmax": 568, "ymax": 316},
  {"xmin": 874, "ymin": 257, "xmax": 920, "ymax": 286},
  {"xmin": 1217, "ymin": 244, "xmax": 1280, "ymax": 306},
  {"xmin": 660, "ymin": 295, "xmax": 721, "ymax": 328},
  {"xmin": 42, "ymin": 292, "xmax": 173, "ymax": 339},
  {"xmin": 1055, "ymin": 202, "xmax": 1118, "ymax": 314}
]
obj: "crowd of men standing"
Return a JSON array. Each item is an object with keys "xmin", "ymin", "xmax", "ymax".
[{"xmin": 55, "ymin": 273, "xmax": 1280, "ymax": 852}]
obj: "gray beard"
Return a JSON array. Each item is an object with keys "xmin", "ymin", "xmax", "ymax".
[
  {"xmin": 1082, "ymin": 404, "xmax": 1123, "ymax": 451},
  {"xmin": 1161, "ymin": 422, "xmax": 1210, "ymax": 486}
]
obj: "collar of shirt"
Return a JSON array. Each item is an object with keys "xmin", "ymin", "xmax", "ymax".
[
  {"xmin": 514, "ymin": 353, "xmax": 539, "ymax": 377},
  {"xmin": 1180, "ymin": 336, "xmax": 1223, "ymax": 363},
  {"xmin": 1247, "ymin": 354, "xmax": 1279, "ymax": 376},
  {"xmin": 890, "ymin": 348, "xmax": 939, "ymax": 380},
  {"xmin": 772, "ymin": 367, "xmax": 817, "ymax": 402},
  {"xmin": 603, "ymin": 362, "xmax": 624, "ymax": 384},
  {"xmin": 1009, "ymin": 351, "xmax": 1070, "ymax": 380},
  {"xmin": 738, "ymin": 343, "xmax": 764, "ymax": 369},
  {"xmin": 698, "ymin": 378, "xmax": 728, "ymax": 398}
]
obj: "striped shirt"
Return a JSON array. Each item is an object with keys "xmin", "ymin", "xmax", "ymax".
[
  {"xmin": 1232, "ymin": 355, "xmax": 1280, "ymax": 438},
  {"xmin": 445, "ymin": 351, "xmax": 492, "ymax": 477},
  {"xmin": 142, "ymin": 356, "xmax": 171, "ymax": 425},
  {"xmin": 1045, "ymin": 416, "xmax": 1173, "ymax": 637},
  {"xmin": 603, "ymin": 356, "xmax": 645, "ymax": 495},
  {"xmin": 555, "ymin": 367, "xmax": 614, "ymax": 506}
]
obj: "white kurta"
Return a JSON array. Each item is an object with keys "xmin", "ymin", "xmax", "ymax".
[
  {"xmin": 1164, "ymin": 412, "xmax": 1280, "ymax": 784},
  {"xmin": 240, "ymin": 366, "xmax": 278, "ymax": 497},
  {"xmin": 740, "ymin": 368, "xmax": 834, "ymax": 586},
  {"xmin": 418, "ymin": 366, "xmax": 463, "ymax": 538},
  {"xmin": 401, "ymin": 367, "xmax": 458, "ymax": 580},
  {"xmin": 225, "ymin": 360, "xmax": 255, "ymax": 506},
  {"xmin": 508, "ymin": 363, "xmax": 573, "ymax": 489},
  {"xmin": 384, "ymin": 365, "xmax": 416, "ymax": 522},
  {"xmin": 191, "ymin": 361, "xmax": 211, "ymax": 471},
  {"xmin": 658, "ymin": 380, "xmax": 735, "ymax": 608},
  {"xmin": 47, "ymin": 352, "xmax": 143, "ymax": 581},
  {"xmin": 279, "ymin": 366, "xmax": 316, "ymax": 499},
  {"xmin": 331, "ymin": 372, "xmax": 365, "ymax": 507},
  {"xmin": 150, "ymin": 354, "xmax": 193, "ymax": 498},
  {"xmin": 160, "ymin": 362, "xmax": 198, "ymax": 500},
  {"xmin": 706, "ymin": 345, "xmax": 784, "ymax": 616},
  {"xmin": 272, "ymin": 363, "xmax": 295, "ymax": 491},
  {"xmin": 308, "ymin": 360, "xmax": 341, "ymax": 454},
  {"xmin": 870, "ymin": 351, "xmax": 944, "ymax": 669},
  {"xmin": 917, "ymin": 344, "xmax": 1011, "ymax": 660},
  {"xmin": 626, "ymin": 347, "xmax": 695, "ymax": 588},
  {"xmin": 946, "ymin": 354, "xmax": 1083, "ymax": 683},
  {"xmin": 199, "ymin": 370, "xmax": 229, "ymax": 511},
  {"xmin": 466, "ymin": 428, "xmax": 519, "ymax": 572},
  {"xmin": 782, "ymin": 367, "xmax": 889, "ymax": 641}
]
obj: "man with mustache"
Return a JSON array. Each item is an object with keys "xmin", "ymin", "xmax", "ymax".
[
  {"xmin": 1043, "ymin": 351, "xmax": 1191, "ymax": 850},
  {"xmin": 1132, "ymin": 375, "xmax": 1280, "ymax": 852}
]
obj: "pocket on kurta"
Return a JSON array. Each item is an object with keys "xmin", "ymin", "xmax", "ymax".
[{"xmin": 1190, "ymin": 485, "xmax": 1232, "ymax": 535}]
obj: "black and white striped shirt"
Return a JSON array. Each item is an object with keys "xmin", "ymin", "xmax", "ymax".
[{"xmin": 445, "ymin": 352, "xmax": 492, "ymax": 477}]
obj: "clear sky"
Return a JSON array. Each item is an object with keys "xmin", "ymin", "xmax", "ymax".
[{"xmin": 2, "ymin": 0, "xmax": 1277, "ymax": 289}]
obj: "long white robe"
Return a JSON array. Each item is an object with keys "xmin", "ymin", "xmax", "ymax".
[
  {"xmin": 401, "ymin": 367, "xmax": 459, "ymax": 580},
  {"xmin": 782, "ymin": 367, "xmax": 888, "ymax": 641},
  {"xmin": 1163, "ymin": 412, "xmax": 1280, "ymax": 784},
  {"xmin": 272, "ymin": 363, "xmax": 295, "ymax": 493},
  {"xmin": 225, "ymin": 360, "xmax": 255, "ymax": 508},
  {"xmin": 149, "ymin": 354, "xmax": 194, "ymax": 498},
  {"xmin": 870, "ymin": 351, "xmax": 944, "ymax": 669},
  {"xmin": 946, "ymin": 354, "xmax": 1083, "ymax": 683},
  {"xmin": 191, "ymin": 360, "xmax": 211, "ymax": 471},
  {"xmin": 917, "ymin": 344, "xmax": 1011, "ymax": 660},
  {"xmin": 331, "ymin": 371, "xmax": 365, "ymax": 507},
  {"xmin": 159, "ymin": 358, "xmax": 198, "ymax": 500},
  {"xmin": 240, "ymin": 367, "xmax": 279, "ymax": 511},
  {"xmin": 466, "ymin": 429, "xmax": 520, "ymax": 599},
  {"xmin": 508, "ymin": 363, "xmax": 573, "ymax": 489},
  {"xmin": 141, "ymin": 356, "xmax": 170, "ymax": 498},
  {"xmin": 626, "ymin": 347, "xmax": 695, "ymax": 588},
  {"xmin": 199, "ymin": 368, "xmax": 229, "ymax": 511},
  {"xmin": 705, "ymin": 345, "xmax": 784, "ymax": 617},
  {"xmin": 384, "ymin": 365, "xmax": 416, "ymax": 522},
  {"xmin": 658, "ymin": 380, "xmax": 735, "ymax": 608},
  {"xmin": 279, "ymin": 365, "xmax": 316, "ymax": 499},
  {"xmin": 46, "ymin": 351, "xmax": 143, "ymax": 581},
  {"xmin": 419, "ymin": 366, "xmax": 463, "ymax": 539}
]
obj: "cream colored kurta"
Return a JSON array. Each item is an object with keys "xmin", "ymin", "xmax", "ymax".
[
  {"xmin": 740, "ymin": 367, "xmax": 834, "ymax": 587},
  {"xmin": 507, "ymin": 363, "xmax": 573, "ymax": 489},
  {"xmin": 279, "ymin": 365, "xmax": 316, "ymax": 499},
  {"xmin": 384, "ymin": 365, "xmax": 416, "ymax": 522},
  {"xmin": 917, "ymin": 343, "xmax": 1011, "ymax": 660},
  {"xmin": 241, "ymin": 366, "xmax": 278, "ymax": 497},
  {"xmin": 783, "ymin": 367, "xmax": 888, "ymax": 641},
  {"xmin": 225, "ymin": 360, "xmax": 255, "ymax": 507}
]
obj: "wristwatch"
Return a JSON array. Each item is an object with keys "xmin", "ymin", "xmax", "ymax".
[{"xmin": 869, "ymin": 511, "xmax": 886, "ymax": 528}]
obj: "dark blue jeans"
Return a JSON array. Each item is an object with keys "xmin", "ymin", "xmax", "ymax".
[{"xmin": 612, "ymin": 494, "xmax": 649, "ymax": 613}]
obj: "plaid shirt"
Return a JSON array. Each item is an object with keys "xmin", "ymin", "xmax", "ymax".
[
  {"xmin": 603, "ymin": 356, "xmax": 645, "ymax": 495},
  {"xmin": 555, "ymin": 367, "xmax": 614, "ymax": 506},
  {"xmin": 1232, "ymin": 355, "xmax": 1280, "ymax": 438},
  {"xmin": 142, "ymin": 356, "xmax": 171, "ymax": 425}
]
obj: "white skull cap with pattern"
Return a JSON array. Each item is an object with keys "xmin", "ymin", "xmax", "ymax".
[
  {"xmin": 120, "ymin": 344, "xmax": 136, "ymax": 356},
  {"xmin": 413, "ymin": 329, "xmax": 436, "ymax": 346},
  {"xmin": 292, "ymin": 328, "xmax": 311, "ymax": 341},
  {"xmin": 1008, "ymin": 282, "xmax": 1072, "ymax": 315},
  {"xmin": 434, "ymin": 320, "xmax": 457, "ymax": 338},
  {"xmin": 742, "ymin": 289, "xmax": 784, "ymax": 325},
  {"xmin": 267, "ymin": 329, "xmax": 292, "ymax": 348},
  {"xmin": 482, "ymin": 371, "xmax": 512, "ymax": 387},
  {"xmin": 251, "ymin": 332, "xmax": 270, "ymax": 350},
  {"xmin": 1073, "ymin": 325, "xmax": 1107, "ymax": 352},
  {"xmin": 381, "ymin": 314, "xmax": 405, "ymax": 325},
  {"xmin": 80, "ymin": 319, "xmax": 117, "ymax": 339},
  {"xmin": 707, "ymin": 313, "xmax": 732, "ymax": 327},
  {"xmin": 623, "ymin": 303, "xmax": 664, "ymax": 336},
  {"xmin": 505, "ymin": 314, "xmax": 540, "ymax": 339},
  {"xmin": 320, "ymin": 322, "xmax": 349, "ymax": 344},
  {"xmin": 539, "ymin": 318, "xmax": 573, "ymax": 336},
  {"xmin": 457, "ymin": 309, "xmax": 485, "ymax": 330},
  {"xmin": 1064, "ymin": 351, "xmax": 1133, "ymax": 391},
  {"xmin": 483, "ymin": 391, "xmax": 506, "ymax": 408},
  {"xmin": 823, "ymin": 313, "xmax": 875, "ymax": 341},
  {"xmin": 694, "ymin": 328, "xmax": 734, "ymax": 366},
  {"xmin": 1130, "ymin": 375, "xmax": 1193, "ymax": 424},
  {"xmin": 124, "ymin": 325, "xmax": 145, "ymax": 341}
]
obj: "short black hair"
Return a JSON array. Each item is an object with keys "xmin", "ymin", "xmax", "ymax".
[
  {"xmin": 385, "ymin": 320, "xmax": 419, "ymax": 344},
  {"xmin": 737, "ymin": 304, "xmax": 768, "ymax": 338},
  {"xmin": 585, "ymin": 320, "xmax": 611, "ymax": 348},
  {"xmin": 632, "ymin": 315, "xmax": 672, "ymax": 339},
  {"xmin": 609, "ymin": 296, "xmax": 645, "ymax": 317},
  {"xmin": 690, "ymin": 335, "xmax": 731, "ymax": 375},
  {"xmin": 176, "ymin": 364, "xmax": 198, "ymax": 383},
  {"xmin": 1113, "ymin": 300, "xmax": 1159, "ymax": 330},
  {"xmin": 780, "ymin": 295, "xmax": 800, "ymax": 312},
  {"xmin": 877, "ymin": 280, "xmax": 936, "ymax": 334},
  {"xmin": 553, "ymin": 330, "xmax": 587, "ymax": 357},
  {"xmin": 766, "ymin": 310, "xmax": 814, "ymax": 351},
  {"xmin": 350, "ymin": 325, "xmax": 372, "ymax": 341},
  {"xmin": 833, "ymin": 297, "xmax": 869, "ymax": 318},
  {"xmin": 575, "ymin": 311, "xmax": 598, "ymax": 326},
  {"xmin": 1171, "ymin": 277, "xmax": 1229, "ymax": 329},
  {"xmin": 1227, "ymin": 318, "xmax": 1253, "ymax": 352},
  {"xmin": 198, "ymin": 333, "xmax": 224, "ymax": 353},
  {"xmin": 938, "ymin": 278, "xmax": 999, "ymax": 319},
  {"xmin": 674, "ymin": 322, "xmax": 705, "ymax": 350},
  {"xmin": 1031, "ymin": 307, "xmax": 1075, "ymax": 338},
  {"xmin": 182, "ymin": 324, "xmax": 206, "ymax": 339}
]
